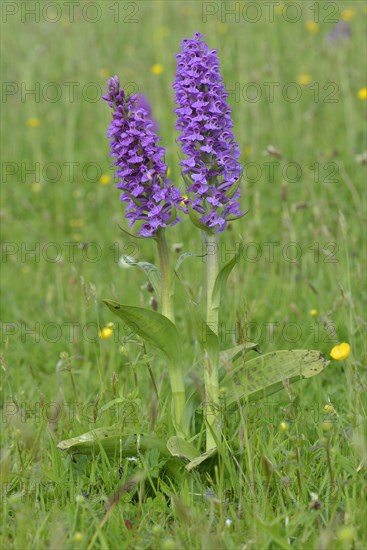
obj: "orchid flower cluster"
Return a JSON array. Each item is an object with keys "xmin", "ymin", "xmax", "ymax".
[{"xmin": 57, "ymin": 33, "xmax": 329, "ymax": 463}]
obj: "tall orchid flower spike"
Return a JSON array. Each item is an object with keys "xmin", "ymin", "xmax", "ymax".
[
  {"xmin": 174, "ymin": 33, "xmax": 243, "ymax": 450},
  {"xmin": 103, "ymin": 77, "xmax": 186, "ymax": 434},
  {"xmin": 173, "ymin": 32, "xmax": 243, "ymax": 233},
  {"xmin": 103, "ymin": 76, "xmax": 182, "ymax": 238}
]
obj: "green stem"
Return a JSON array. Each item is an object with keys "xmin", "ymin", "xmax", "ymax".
[
  {"xmin": 156, "ymin": 230, "xmax": 186, "ymax": 436},
  {"xmin": 204, "ymin": 232, "xmax": 220, "ymax": 451}
]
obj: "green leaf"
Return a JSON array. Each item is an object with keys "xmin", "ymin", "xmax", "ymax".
[
  {"xmin": 185, "ymin": 448, "xmax": 217, "ymax": 471},
  {"xmin": 57, "ymin": 427, "xmax": 169, "ymax": 458},
  {"xmin": 121, "ymin": 257, "xmax": 161, "ymax": 297},
  {"xmin": 224, "ymin": 177, "xmax": 241, "ymax": 199},
  {"xmin": 167, "ymin": 436, "xmax": 200, "ymax": 462},
  {"xmin": 220, "ymin": 342, "xmax": 261, "ymax": 365},
  {"xmin": 189, "ymin": 299, "xmax": 220, "ymax": 361},
  {"xmin": 187, "ymin": 204, "xmax": 213, "ymax": 235},
  {"xmin": 171, "ymin": 252, "xmax": 207, "ymax": 303},
  {"xmin": 211, "ymin": 241, "xmax": 243, "ymax": 314},
  {"xmin": 104, "ymin": 300, "xmax": 181, "ymax": 363},
  {"xmin": 221, "ymin": 349, "xmax": 330, "ymax": 406},
  {"xmin": 226, "ymin": 209, "xmax": 249, "ymax": 222},
  {"xmin": 117, "ymin": 223, "xmax": 145, "ymax": 240},
  {"xmin": 174, "ymin": 252, "xmax": 207, "ymax": 272}
]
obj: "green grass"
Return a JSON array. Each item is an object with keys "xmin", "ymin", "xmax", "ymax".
[{"xmin": 1, "ymin": 1, "xmax": 366, "ymax": 548}]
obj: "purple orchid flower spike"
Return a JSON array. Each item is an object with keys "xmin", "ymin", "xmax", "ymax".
[
  {"xmin": 173, "ymin": 32, "xmax": 243, "ymax": 233},
  {"xmin": 103, "ymin": 76, "xmax": 181, "ymax": 237}
]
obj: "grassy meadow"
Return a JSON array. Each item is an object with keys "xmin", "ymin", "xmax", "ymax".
[{"xmin": 1, "ymin": 0, "xmax": 367, "ymax": 548}]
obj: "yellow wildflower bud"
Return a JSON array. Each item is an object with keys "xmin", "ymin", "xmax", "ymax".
[
  {"xmin": 99, "ymin": 327, "xmax": 113, "ymax": 340},
  {"xmin": 27, "ymin": 117, "xmax": 40, "ymax": 128},
  {"xmin": 151, "ymin": 64, "xmax": 164, "ymax": 76},
  {"xmin": 310, "ymin": 309, "xmax": 317, "ymax": 316},
  {"xmin": 305, "ymin": 21, "xmax": 319, "ymax": 34},
  {"xmin": 340, "ymin": 9, "xmax": 355, "ymax": 21},
  {"xmin": 74, "ymin": 532, "xmax": 84, "ymax": 542},
  {"xmin": 297, "ymin": 74, "xmax": 312, "ymax": 86},
  {"xmin": 279, "ymin": 421, "xmax": 288, "ymax": 432},
  {"xmin": 357, "ymin": 87, "xmax": 367, "ymax": 100},
  {"xmin": 323, "ymin": 403, "xmax": 334, "ymax": 414},
  {"xmin": 99, "ymin": 174, "xmax": 111, "ymax": 185}
]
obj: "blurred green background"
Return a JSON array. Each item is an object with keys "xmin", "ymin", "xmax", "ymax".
[{"xmin": 1, "ymin": 1, "xmax": 366, "ymax": 548}]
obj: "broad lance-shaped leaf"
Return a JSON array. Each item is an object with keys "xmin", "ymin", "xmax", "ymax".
[
  {"xmin": 221, "ymin": 349, "xmax": 330, "ymax": 406},
  {"xmin": 104, "ymin": 300, "xmax": 181, "ymax": 363},
  {"xmin": 120, "ymin": 257, "xmax": 161, "ymax": 298},
  {"xmin": 57, "ymin": 427, "xmax": 170, "ymax": 458},
  {"xmin": 167, "ymin": 436, "xmax": 200, "ymax": 461},
  {"xmin": 211, "ymin": 241, "xmax": 243, "ymax": 315},
  {"xmin": 188, "ymin": 298, "xmax": 219, "ymax": 364},
  {"xmin": 220, "ymin": 342, "xmax": 260, "ymax": 364},
  {"xmin": 185, "ymin": 448, "xmax": 217, "ymax": 471}
]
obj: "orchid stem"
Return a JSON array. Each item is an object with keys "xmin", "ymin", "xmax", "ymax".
[
  {"xmin": 156, "ymin": 229, "xmax": 186, "ymax": 436},
  {"xmin": 204, "ymin": 232, "xmax": 220, "ymax": 451}
]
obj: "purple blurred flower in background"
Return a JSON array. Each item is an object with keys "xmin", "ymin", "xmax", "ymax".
[
  {"xmin": 136, "ymin": 94, "xmax": 159, "ymax": 133},
  {"xmin": 173, "ymin": 32, "xmax": 242, "ymax": 232},
  {"xmin": 103, "ymin": 76, "xmax": 181, "ymax": 237}
]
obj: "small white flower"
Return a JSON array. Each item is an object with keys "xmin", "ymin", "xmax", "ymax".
[{"xmin": 225, "ymin": 519, "xmax": 232, "ymax": 527}]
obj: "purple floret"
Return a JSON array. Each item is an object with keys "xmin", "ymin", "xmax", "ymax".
[
  {"xmin": 173, "ymin": 32, "xmax": 243, "ymax": 232},
  {"xmin": 103, "ymin": 76, "xmax": 181, "ymax": 237}
]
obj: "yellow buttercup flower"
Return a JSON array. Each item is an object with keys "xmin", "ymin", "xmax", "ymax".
[
  {"xmin": 305, "ymin": 21, "xmax": 319, "ymax": 34},
  {"xmin": 27, "ymin": 117, "xmax": 40, "ymax": 128},
  {"xmin": 297, "ymin": 73, "xmax": 312, "ymax": 86},
  {"xmin": 99, "ymin": 174, "xmax": 111, "ymax": 185},
  {"xmin": 99, "ymin": 326, "xmax": 113, "ymax": 340},
  {"xmin": 310, "ymin": 308, "xmax": 317, "ymax": 316},
  {"xmin": 74, "ymin": 532, "xmax": 84, "ymax": 542},
  {"xmin": 279, "ymin": 421, "xmax": 288, "ymax": 432},
  {"xmin": 151, "ymin": 64, "xmax": 164, "ymax": 76},
  {"xmin": 357, "ymin": 87, "xmax": 367, "ymax": 100},
  {"xmin": 330, "ymin": 342, "xmax": 350, "ymax": 360},
  {"xmin": 340, "ymin": 9, "xmax": 356, "ymax": 21},
  {"xmin": 323, "ymin": 403, "xmax": 334, "ymax": 414}
]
